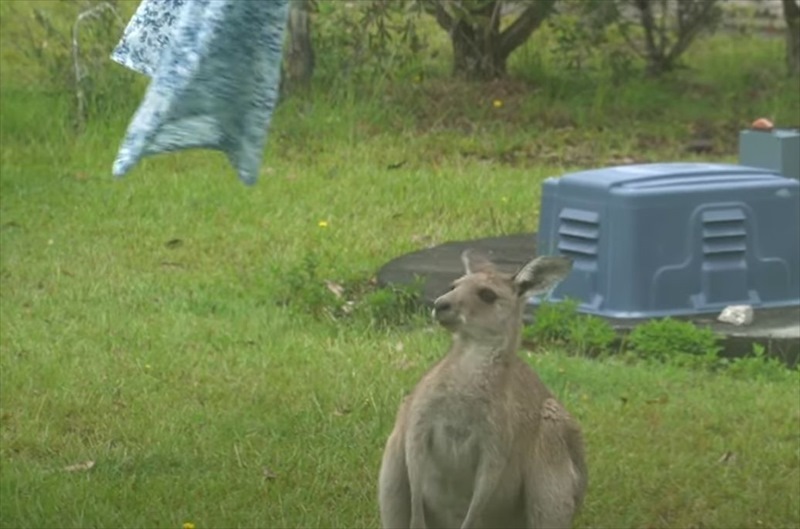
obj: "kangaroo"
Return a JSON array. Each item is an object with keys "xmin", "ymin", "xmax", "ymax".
[{"xmin": 378, "ymin": 250, "xmax": 587, "ymax": 529}]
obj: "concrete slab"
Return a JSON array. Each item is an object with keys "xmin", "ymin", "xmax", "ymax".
[{"xmin": 376, "ymin": 233, "xmax": 800, "ymax": 367}]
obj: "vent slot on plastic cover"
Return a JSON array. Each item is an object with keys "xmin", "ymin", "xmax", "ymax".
[
  {"xmin": 702, "ymin": 208, "xmax": 747, "ymax": 263},
  {"xmin": 558, "ymin": 208, "xmax": 599, "ymax": 259}
]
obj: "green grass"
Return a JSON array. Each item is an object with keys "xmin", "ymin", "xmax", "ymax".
[{"xmin": 1, "ymin": 4, "xmax": 799, "ymax": 527}]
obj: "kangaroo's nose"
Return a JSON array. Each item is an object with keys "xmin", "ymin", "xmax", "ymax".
[{"xmin": 434, "ymin": 299, "xmax": 452, "ymax": 313}]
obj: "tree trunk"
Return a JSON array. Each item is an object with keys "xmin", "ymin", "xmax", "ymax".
[
  {"xmin": 450, "ymin": 3, "xmax": 504, "ymax": 80},
  {"xmin": 283, "ymin": 0, "xmax": 315, "ymax": 93},
  {"xmin": 784, "ymin": 0, "xmax": 800, "ymax": 76},
  {"xmin": 451, "ymin": 32, "xmax": 506, "ymax": 80},
  {"xmin": 425, "ymin": 0, "xmax": 556, "ymax": 81},
  {"xmin": 632, "ymin": 0, "xmax": 720, "ymax": 76}
]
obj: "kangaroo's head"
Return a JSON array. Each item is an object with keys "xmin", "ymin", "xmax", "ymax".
[{"xmin": 432, "ymin": 250, "xmax": 573, "ymax": 344}]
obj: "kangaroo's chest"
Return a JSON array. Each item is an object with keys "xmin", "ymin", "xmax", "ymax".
[
  {"xmin": 413, "ymin": 394, "xmax": 519, "ymax": 527},
  {"xmin": 407, "ymin": 359, "xmax": 523, "ymax": 527},
  {"xmin": 417, "ymin": 407, "xmax": 483, "ymax": 516},
  {"xmin": 429, "ymin": 414, "xmax": 480, "ymax": 466},
  {"xmin": 413, "ymin": 388, "xmax": 488, "ymax": 477},
  {"xmin": 414, "ymin": 361, "xmax": 500, "ymax": 460}
]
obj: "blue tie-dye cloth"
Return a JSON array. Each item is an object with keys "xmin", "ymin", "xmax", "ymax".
[{"xmin": 111, "ymin": 0, "xmax": 289, "ymax": 185}]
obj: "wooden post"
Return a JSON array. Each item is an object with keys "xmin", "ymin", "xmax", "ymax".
[{"xmin": 283, "ymin": 0, "xmax": 315, "ymax": 94}]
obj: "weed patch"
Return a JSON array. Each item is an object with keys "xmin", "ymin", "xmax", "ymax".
[
  {"xmin": 626, "ymin": 317, "xmax": 722, "ymax": 368},
  {"xmin": 526, "ymin": 301, "xmax": 797, "ymax": 382},
  {"xmin": 524, "ymin": 299, "xmax": 618, "ymax": 357},
  {"xmin": 274, "ymin": 252, "xmax": 426, "ymax": 328}
]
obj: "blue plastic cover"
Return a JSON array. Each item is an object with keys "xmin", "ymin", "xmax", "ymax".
[{"xmin": 535, "ymin": 163, "xmax": 800, "ymax": 318}]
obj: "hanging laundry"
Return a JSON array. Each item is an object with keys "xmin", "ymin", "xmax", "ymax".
[{"xmin": 111, "ymin": 0, "xmax": 289, "ymax": 185}]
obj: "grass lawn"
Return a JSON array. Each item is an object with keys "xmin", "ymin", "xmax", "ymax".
[{"xmin": 1, "ymin": 5, "xmax": 799, "ymax": 528}]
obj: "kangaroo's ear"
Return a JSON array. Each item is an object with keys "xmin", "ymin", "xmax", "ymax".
[
  {"xmin": 513, "ymin": 256, "xmax": 573, "ymax": 298},
  {"xmin": 461, "ymin": 249, "xmax": 495, "ymax": 275}
]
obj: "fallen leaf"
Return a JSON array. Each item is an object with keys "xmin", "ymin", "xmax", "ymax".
[
  {"xmin": 262, "ymin": 466, "xmax": 277, "ymax": 480},
  {"xmin": 392, "ymin": 357, "xmax": 415, "ymax": 371},
  {"xmin": 718, "ymin": 451, "xmax": 736, "ymax": 464},
  {"xmin": 325, "ymin": 280, "xmax": 345, "ymax": 298},
  {"xmin": 333, "ymin": 407, "xmax": 352, "ymax": 417},
  {"xmin": 411, "ymin": 233, "xmax": 433, "ymax": 246},
  {"xmin": 64, "ymin": 460, "xmax": 95, "ymax": 472}
]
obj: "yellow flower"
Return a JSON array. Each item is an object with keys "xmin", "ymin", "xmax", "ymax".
[
  {"xmin": 183, "ymin": 523, "xmax": 196, "ymax": 529},
  {"xmin": 144, "ymin": 364, "xmax": 152, "ymax": 370},
  {"xmin": 318, "ymin": 220, "xmax": 329, "ymax": 228},
  {"xmin": 501, "ymin": 196, "xmax": 509, "ymax": 203},
  {"xmin": 492, "ymin": 99, "xmax": 503, "ymax": 108}
]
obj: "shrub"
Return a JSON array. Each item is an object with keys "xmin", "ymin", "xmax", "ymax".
[
  {"xmin": 275, "ymin": 252, "xmax": 425, "ymax": 328},
  {"xmin": 626, "ymin": 317, "xmax": 721, "ymax": 368},
  {"xmin": 525, "ymin": 298, "xmax": 617, "ymax": 356},
  {"xmin": 353, "ymin": 280, "xmax": 426, "ymax": 329},
  {"xmin": 721, "ymin": 343, "xmax": 796, "ymax": 382},
  {"xmin": 312, "ymin": 0, "xmax": 427, "ymax": 87}
]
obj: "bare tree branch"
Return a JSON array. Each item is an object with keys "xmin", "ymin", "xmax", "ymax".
[
  {"xmin": 420, "ymin": 0, "xmax": 455, "ymax": 32},
  {"xmin": 497, "ymin": 0, "xmax": 557, "ymax": 58},
  {"xmin": 628, "ymin": 0, "xmax": 718, "ymax": 74},
  {"xmin": 782, "ymin": 0, "xmax": 800, "ymax": 74},
  {"xmin": 785, "ymin": 0, "xmax": 800, "ymax": 21},
  {"xmin": 667, "ymin": 0, "xmax": 718, "ymax": 64},
  {"xmin": 657, "ymin": 0, "xmax": 670, "ymax": 60},
  {"xmin": 634, "ymin": 0, "xmax": 659, "ymax": 68}
]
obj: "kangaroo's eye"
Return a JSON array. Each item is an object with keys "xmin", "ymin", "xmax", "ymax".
[{"xmin": 478, "ymin": 288, "xmax": 497, "ymax": 304}]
